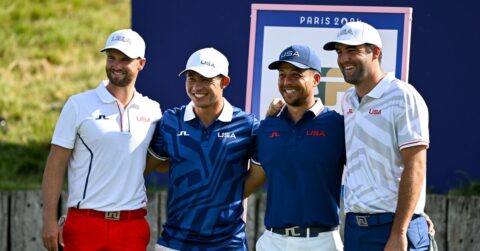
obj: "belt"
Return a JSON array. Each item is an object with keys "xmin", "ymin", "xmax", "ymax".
[
  {"xmin": 267, "ymin": 226, "xmax": 338, "ymax": 237},
  {"xmin": 346, "ymin": 213, "xmax": 421, "ymax": 227},
  {"xmin": 68, "ymin": 208, "xmax": 147, "ymax": 221}
]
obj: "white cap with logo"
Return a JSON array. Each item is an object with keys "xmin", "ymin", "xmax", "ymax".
[
  {"xmin": 100, "ymin": 29, "xmax": 145, "ymax": 59},
  {"xmin": 323, "ymin": 21, "xmax": 382, "ymax": 50},
  {"xmin": 179, "ymin": 47, "xmax": 229, "ymax": 78}
]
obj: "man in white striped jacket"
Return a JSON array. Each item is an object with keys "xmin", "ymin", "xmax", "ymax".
[{"xmin": 323, "ymin": 21, "xmax": 430, "ymax": 251}]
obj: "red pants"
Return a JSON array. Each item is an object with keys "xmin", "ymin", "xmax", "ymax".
[{"xmin": 63, "ymin": 209, "xmax": 150, "ymax": 251}]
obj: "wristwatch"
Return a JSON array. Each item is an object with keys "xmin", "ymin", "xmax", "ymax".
[{"xmin": 57, "ymin": 215, "xmax": 67, "ymax": 226}]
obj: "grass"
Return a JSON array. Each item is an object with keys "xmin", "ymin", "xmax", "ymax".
[
  {"xmin": 0, "ymin": 0, "xmax": 130, "ymax": 190},
  {"xmin": 449, "ymin": 181, "xmax": 480, "ymax": 196}
]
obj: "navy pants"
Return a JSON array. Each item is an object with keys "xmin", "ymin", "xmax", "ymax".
[{"xmin": 344, "ymin": 213, "xmax": 430, "ymax": 251}]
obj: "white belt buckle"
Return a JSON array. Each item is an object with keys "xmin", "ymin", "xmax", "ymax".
[
  {"xmin": 355, "ymin": 215, "xmax": 369, "ymax": 226},
  {"xmin": 105, "ymin": 211, "xmax": 121, "ymax": 220},
  {"xmin": 284, "ymin": 226, "xmax": 301, "ymax": 237}
]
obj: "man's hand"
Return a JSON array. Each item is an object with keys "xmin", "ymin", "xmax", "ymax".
[
  {"xmin": 384, "ymin": 232, "xmax": 408, "ymax": 251},
  {"xmin": 265, "ymin": 98, "xmax": 285, "ymax": 117},
  {"xmin": 423, "ymin": 212, "xmax": 435, "ymax": 235},
  {"xmin": 42, "ymin": 218, "xmax": 63, "ymax": 251},
  {"xmin": 384, "ymin": 213, "xmax": 433, "ymax": 251}
]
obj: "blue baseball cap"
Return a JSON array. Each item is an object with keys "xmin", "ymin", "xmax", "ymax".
[{"xmin": 268, "ymin": 45, "xmax": 322, "ymax": 72}]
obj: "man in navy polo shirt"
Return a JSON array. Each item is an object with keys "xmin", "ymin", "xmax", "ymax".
[
  {"xmin": 148, "ymin": 47, "xmax": 258, "ymax": 251},
  {"xmin": 244, "ymin": 45, "xmax": 346, "ymax": 251}
]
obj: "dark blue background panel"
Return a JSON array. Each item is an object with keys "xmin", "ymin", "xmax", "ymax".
[{"xmin": 133, "ymin": 0, "xmax": 479, "ymax": 193}]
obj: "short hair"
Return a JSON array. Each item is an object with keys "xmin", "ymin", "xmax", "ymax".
[{"xmin": 365, "ymin": 44, "xmax": 382, "ymax": 63}]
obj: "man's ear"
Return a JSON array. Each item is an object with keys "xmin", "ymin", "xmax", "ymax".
[
  {"xmin": 221, "ymin": 76, "xmax": 231, "ymax": 88},
  {"xmin": 313, "ymin": 71, "xmax": 321, "ymax": 87},
  {"xmin": 138, "ymin": 58, "xmax": 147, "ymax": 71},
  {"xmin": 372, "ymin": 46, "xmax": 381, "ymax": 60}
]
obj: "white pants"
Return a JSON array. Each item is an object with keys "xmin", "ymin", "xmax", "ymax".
[
  {"xmin": 155, "ymin": 244, "xmax": 180, "ymax": 251},
  {"xmin": 256, "ymin": 229, "xmax": 344, "ymax": 251}
]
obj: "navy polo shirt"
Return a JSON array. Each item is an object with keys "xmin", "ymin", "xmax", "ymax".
[
  {"xmin": 149, "ymin": 99, "xmax": 258, "ymax": 250},
  {"xmin": 253, "ymin": 101, "xmax": 345, "ymax": 228}
]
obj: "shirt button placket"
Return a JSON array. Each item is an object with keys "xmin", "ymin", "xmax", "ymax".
[{"xmin": 202, "ymin": 128, "xmax": 209, "ymax": 148}]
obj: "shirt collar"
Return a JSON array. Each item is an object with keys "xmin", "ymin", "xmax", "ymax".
[
  {"xmin": 95, "ymin": 80, "xmax": 115, "ymax": 103},
  {"xmin": 277, "ymin": 98, "xmax": 324, "ymax": 117},
  {"xmin": 95, "ymin": 80, "xmax": 142, "ymax": 106},
  {"xmin": 184, "ymin": 98, "xmax": 233, "ymax": 122},
  {"xmin": 366, "ymin": 72, "xmax": 395, "ymax": 99},
  {"xmin": 309, "ymin": 98, "xmax": 325, "ymax": 116}
]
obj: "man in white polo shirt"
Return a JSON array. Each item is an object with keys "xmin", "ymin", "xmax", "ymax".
[
  {"xmin": 42, "ymin": 29, "xmax": 161, "ymax": 251},
  {"xmin": 323, "ymin": 21, "xmax": 430, "ymax": 250}
]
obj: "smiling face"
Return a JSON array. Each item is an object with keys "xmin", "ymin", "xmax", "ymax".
[
  {"xmin": 335, "ymin": 43, "xmax": 378, "ymax": 86},
  {"xmin": 185, "ymin": 71, "xmax": 229, "ymax": 109},
  {"xmin": 277, "ymin": 63, "xmax": 320, "ymax": 108},
  {"xmin": 105, "ymin": 49, "xmax": 145, "ymax": 87}
]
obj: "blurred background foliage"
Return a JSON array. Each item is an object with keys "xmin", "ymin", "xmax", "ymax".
[{"xmin": 0, "ymin": 0, "xmax": 130, "ymax": 189}]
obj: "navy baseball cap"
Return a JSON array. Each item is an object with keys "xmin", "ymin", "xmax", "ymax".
[{"xmin": 268, "ymin": 45, "xmax": 322, "ymax": 72}]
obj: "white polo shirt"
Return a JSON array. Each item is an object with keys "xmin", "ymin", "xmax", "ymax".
[
  {"xmin": 52, "ymin": 80, "xmax": 161, "ymax": 211},
  {"xmin": 342, "ymin": 73, "xmax": 429, "ymax": 214}
]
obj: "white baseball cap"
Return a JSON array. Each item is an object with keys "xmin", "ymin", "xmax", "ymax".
[
  {"xmin": 179, "ymin": 47, "xmax": 229, "ymax": 78},
  {"xmin": 323, "ymin": 21, "xmax": 382, "ymax": 50},
  {"xmin": 100, "ymin": 29, "xmax": 145, "ymax": 59}
]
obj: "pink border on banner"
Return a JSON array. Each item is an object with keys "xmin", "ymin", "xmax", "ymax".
[
  {"xmin": 245, "ymin": 6, "xmax": 259, "ymax": 113},
  {"xmin": 244, "ymin": 4, "xmax": 412, "ymax": 112},
  {"xmin": 402, "ymin": 11, "xmax": 413, "ymax": 82}
]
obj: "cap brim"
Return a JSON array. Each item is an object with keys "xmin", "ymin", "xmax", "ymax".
[
  {"xmin": 323, "ymin": 40, "xmax": 368, "ymax": 50},
  {"xmin": 100, "ymin": 45, "xmax": 142, "ymax": 59},
  {"xmin": 268, "ymin": 60, "xmax": 310, "ymax": 70},
  {"xmin": 323, "ymin": 41, "xmax": 338, "ymax": 51},
  {"xmin": 178, "ymin": 66, "xmax": 221, "ymax": 78}
]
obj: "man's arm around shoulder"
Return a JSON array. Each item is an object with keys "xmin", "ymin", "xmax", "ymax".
[
  {"xmin": 144, "ymin": 152, "xmax": 169, "ymax": 175},
  {"xmin": 243, "ymin": 162, "xmax": 266, "ymax": 199}
]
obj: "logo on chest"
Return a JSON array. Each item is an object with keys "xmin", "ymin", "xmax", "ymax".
[
  {"xmin": 306, "ymin": 130, "xmax": 326, "ymax": 137},
  {"xmin": 218, "ymin": 132, "xmax": 236, "ymax": 139},
  {"xmin": 177, "ymin": 131, "xmax": 190, "ymax": 136},
  {"xmin": 136, "ymin": 116, "xmax": 151, "ymax": 122},
  {"xmin": 95, "ymin": 114, "xmax": 109, "ymax": 120},
  {"xmin": 369, "ymin": 109, "xmax": 382, "ymax": 115},
  {"xmin": 269, "ymin": 131, "xmax": 281, "ymax": 138}
]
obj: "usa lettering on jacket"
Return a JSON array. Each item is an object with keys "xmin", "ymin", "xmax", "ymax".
[
  {"xmin": 306, "ymin": 130, "xmax": 326, "ymax": 136},
  {"xmin": 218, "ymin": 132, "xmax": 236, "ymax": 138},
  {"xmin": 369, "ymin": 109, "xmax": 382, "ymax": 115}
]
